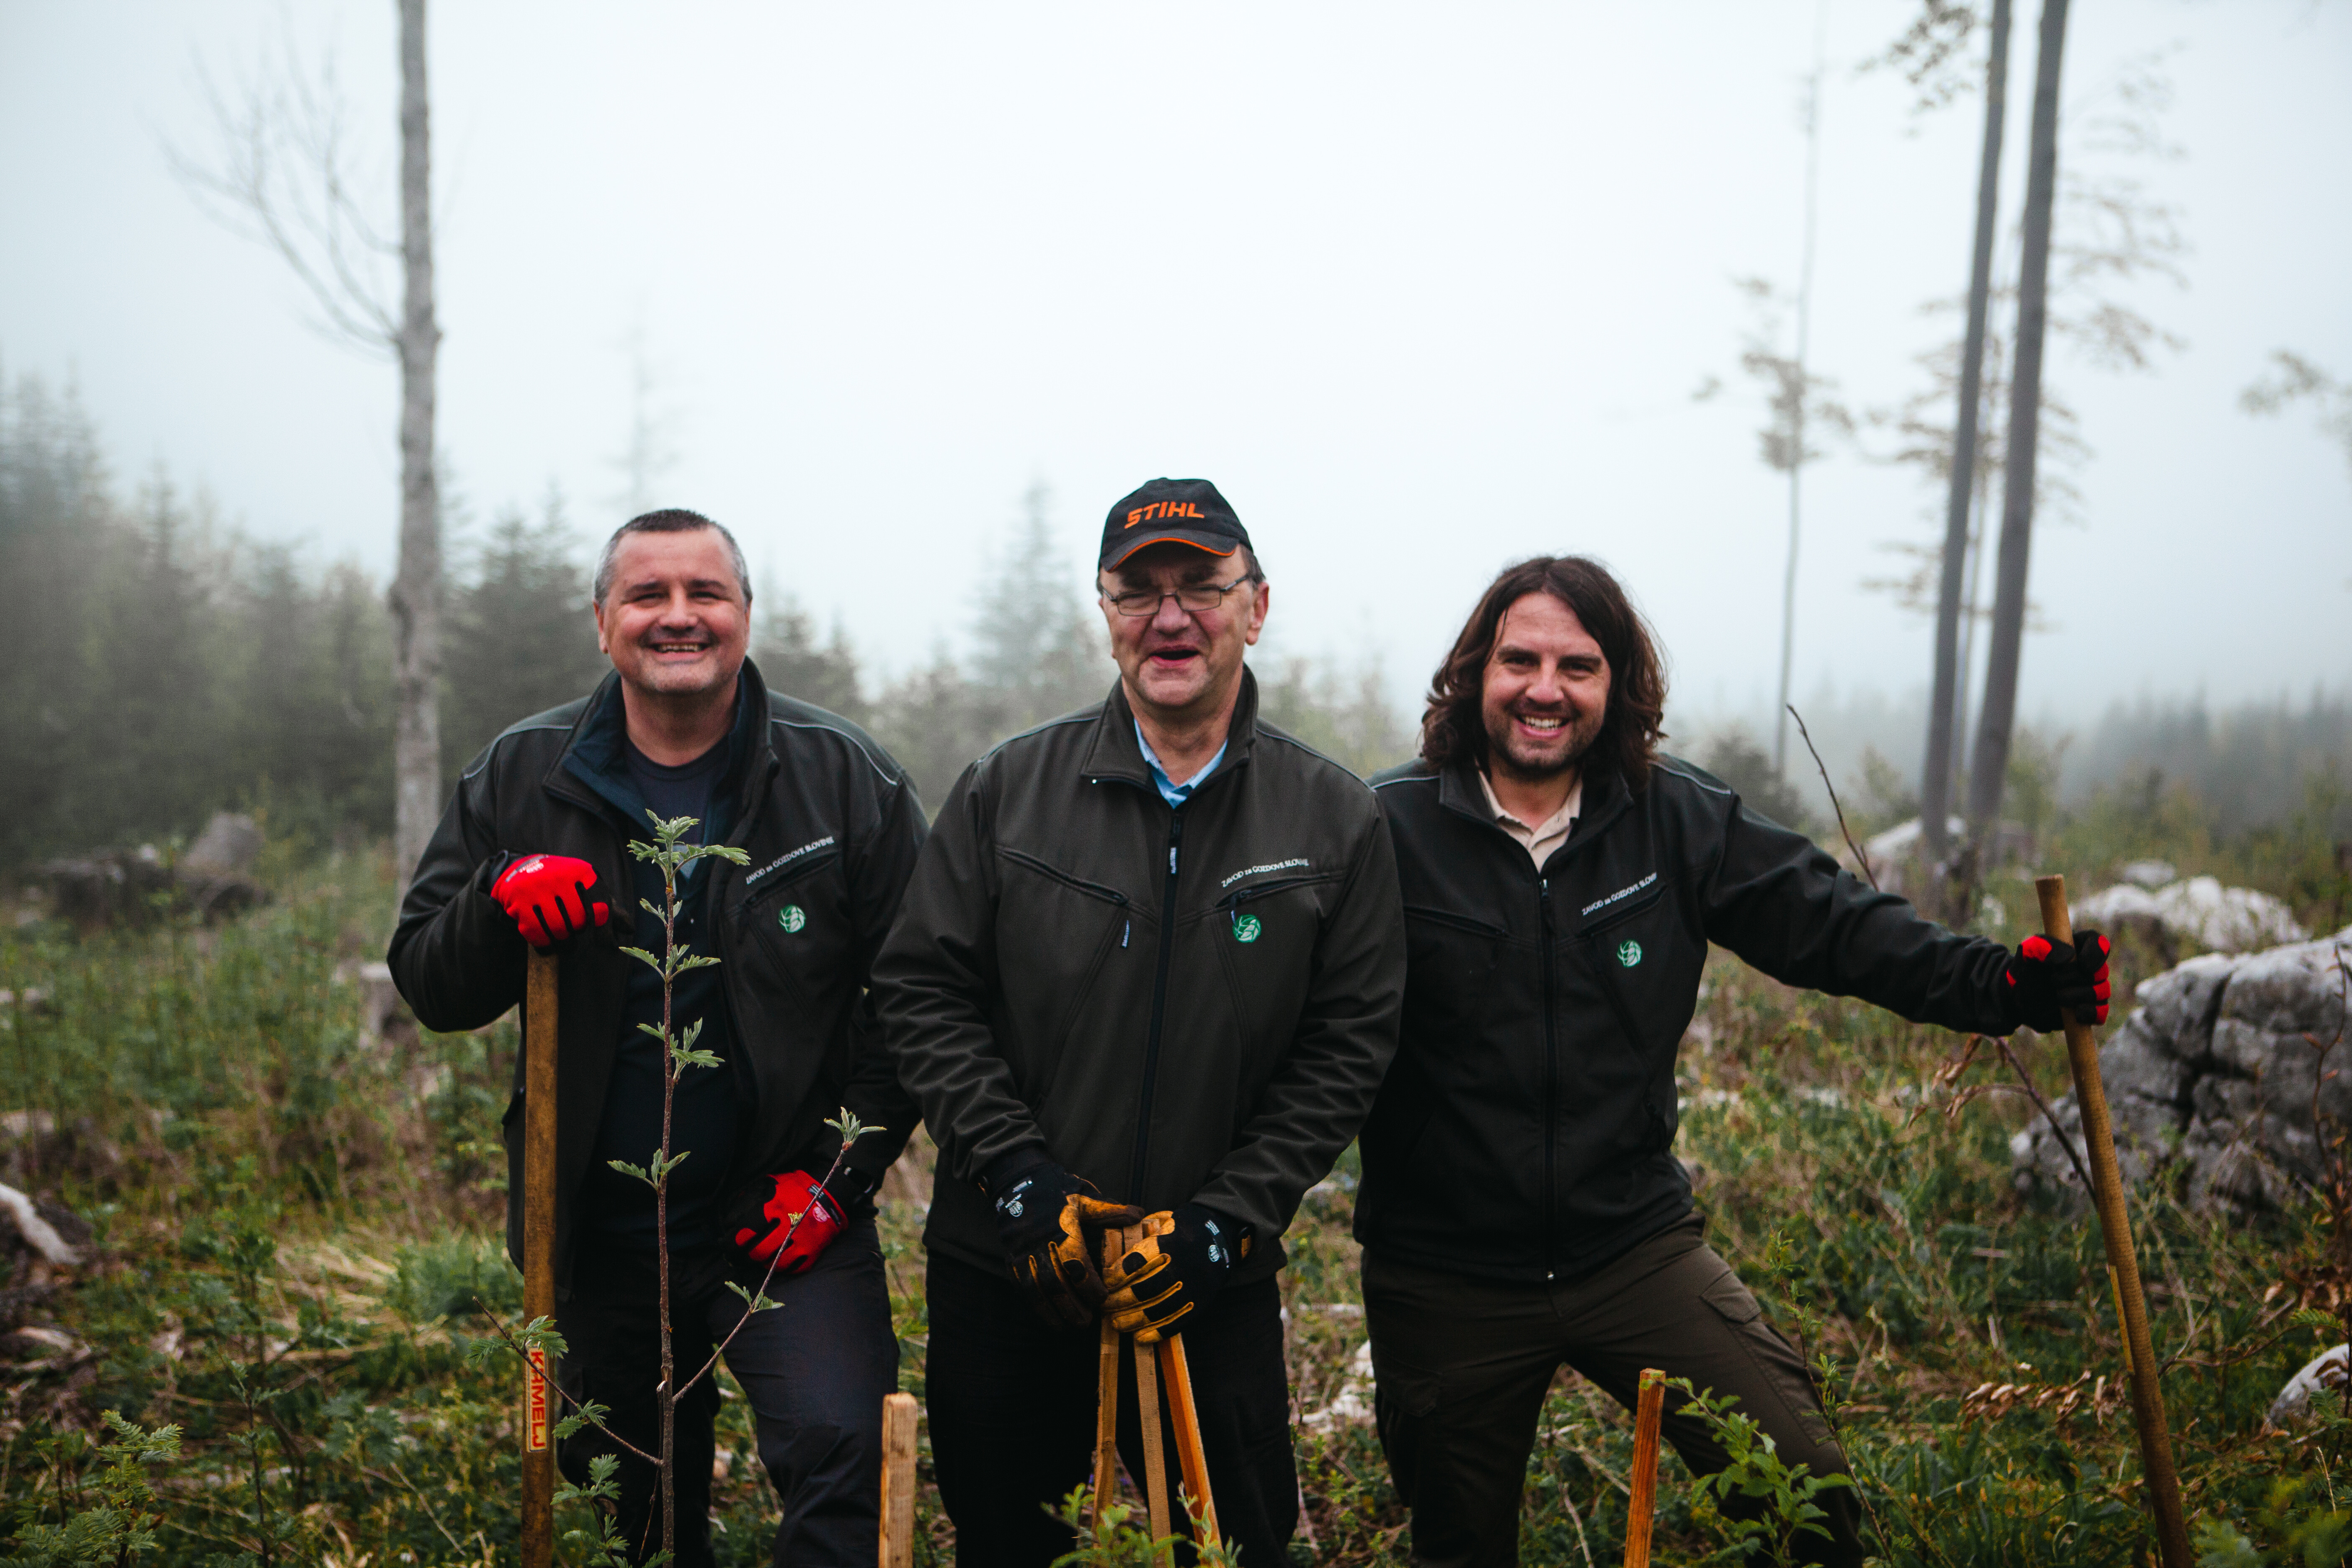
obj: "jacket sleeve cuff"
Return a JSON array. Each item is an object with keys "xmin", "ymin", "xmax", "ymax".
[
  {"xmin": 979, "ymin": 1146, "xmax": 1059, "ymax": 1199},
  {"xmin": 1181, "ymin": 1200, "xmax": 1253, "ymax": 1251}
]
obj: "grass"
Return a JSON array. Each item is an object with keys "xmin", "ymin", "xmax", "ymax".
[{"xmin": 0, "ymin": 790, "xmax": 2346, "ymax": 1565}]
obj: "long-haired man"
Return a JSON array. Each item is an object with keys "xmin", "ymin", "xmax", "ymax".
[{"xmin": 1360, "ymin": 555, "xmax": 2109, "ymax": 1568}]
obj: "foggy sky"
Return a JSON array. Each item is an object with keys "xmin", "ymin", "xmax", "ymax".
[{"xmin": 3, "ymin": 1, "xmax": 2347, "ymax": 728}]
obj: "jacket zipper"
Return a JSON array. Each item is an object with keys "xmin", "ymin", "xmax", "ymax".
[
  {"xmin": 1130, "ymin": 807, "xmax": 1186, "ymax": 1204},
  {"xmin": 1540, "ymin": 872, "xmax": 1558, "ymax": 1279},
  {"xmin": 999, "ymin": 847, "xmax": 1131, "ymax": 910}
]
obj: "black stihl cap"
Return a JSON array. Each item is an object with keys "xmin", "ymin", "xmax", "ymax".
[{"xmin": 1099, "ymin": 478, "xmax": 1252, "ymax": 570}]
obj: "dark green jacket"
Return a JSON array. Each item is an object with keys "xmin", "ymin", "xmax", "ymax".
[
  {"xmin": 1361, "ymin": 754, "xmax": 2019, "ymax": 1284},
  {"xmin": 876, "ymin": 671, "xmax": 1406, "ymax": 1284},
  {"xmin": 387, "ymin": 660, "xmax": 925, "ymax": 1291}
]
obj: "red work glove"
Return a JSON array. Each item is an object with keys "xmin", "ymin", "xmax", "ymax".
[
  {"xmin": 2001, "ymin": 928, "xmax": 2112, "ymax": 1030},
  {"xmin": 490, "ymin": 854, "xmax": 609, "ymax": 949},
  {"xmin": 730, "ymin": 1171, "xmax": 846, "ymax": 1274}
]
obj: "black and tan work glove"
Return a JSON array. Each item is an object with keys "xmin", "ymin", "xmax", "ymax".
[
  {"xmin": 1101, "ymin": 1204, "xmax": 1251, "ymax": 1344},
  {"xmin": 988, "ymin": 1157, "xmax": 1143, "ymax": 1330}
]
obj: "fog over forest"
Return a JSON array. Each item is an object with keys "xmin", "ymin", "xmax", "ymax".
[
  {"xmin": 1, "ymin": 1, "xmax": 2347, "ymax": 868},
  {"xmin": 2, "ymin": 374, "xmax": 2342, "ymax": 874}
]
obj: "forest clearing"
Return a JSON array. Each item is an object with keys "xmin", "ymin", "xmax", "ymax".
[{"xmin": 0, "ymin": 779, "xmax": 2344, "ymax": 1565}]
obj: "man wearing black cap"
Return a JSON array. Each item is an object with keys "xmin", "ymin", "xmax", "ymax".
[{"xmin": 878, "ymin": 479, "xmax": 1407, "ymax": 1566}]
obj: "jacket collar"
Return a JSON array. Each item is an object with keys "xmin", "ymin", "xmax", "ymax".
[
  {"xmin": 1438, "ymin": 753, "xmax": 1635, "ymax": 867},
  {"xmin": 1081, "ymin": 665, "xmax": 1261, "ymax": 792},
  {"xmin": 542, "ymin": 659, "xmax": 779, "ymax": 837}
]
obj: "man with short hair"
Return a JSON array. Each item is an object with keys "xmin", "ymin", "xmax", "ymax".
[
  {"xmin": 389, "ymin": 508, "xmax": 925, "ymax": 1567},
  {"xmin": 878, "ymin": 478, "xmax": 1407, "ymax": 1568},
  {"xmin": 1362, "ymin": 555, "xmax": 2111, "ymax": 1568}
]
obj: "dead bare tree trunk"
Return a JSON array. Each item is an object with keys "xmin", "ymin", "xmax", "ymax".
[
  {"xmin": 1771, "ymin": 4, "xmax": 1829, "ymax": 780},
  {"xmin": 1965, "ymin": 0, "xmax": 2070, "ymax": 855},
  {"xmin": 1921, "ymin": 0, "xmax": 2011, "ymax": 869},
  {"xmin": 170, "ymin": 1, "xmax": 443, "ymax": 899},
  {"xmin": 389, "ymin": 0, "xmax": 441, "ymax": 894}
]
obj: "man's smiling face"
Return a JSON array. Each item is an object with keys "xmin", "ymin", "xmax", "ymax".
[
  {"xmin": 1097, "ymin": 542, "xmax": 1269, "ymax": 724},
  {"xmin": 1479, "ymin": 591, "xmax": 1612, "ymax": 784},
  {"xmin": 592, "ymin": 527, "xmax": 750, "ymax": 699}
]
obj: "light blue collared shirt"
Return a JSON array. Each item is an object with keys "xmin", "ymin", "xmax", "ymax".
[{"xmin": 1136, "ymin": 720, "xmax": 1228, "ymax": 809}]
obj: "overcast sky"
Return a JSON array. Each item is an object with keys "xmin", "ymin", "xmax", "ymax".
[{"xmin": 3, "ymin": 1, "xmax": 2347, "ymax": 730}]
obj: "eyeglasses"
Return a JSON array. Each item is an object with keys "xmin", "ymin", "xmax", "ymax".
[{"xmin": 1101, "ymin": 577, "xmax": 1256, "ymax": 619}]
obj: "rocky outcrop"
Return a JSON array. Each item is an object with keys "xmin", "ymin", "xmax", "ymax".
[
  {"xmin": 2075, "ymin": 874, "xmax": 2307, "ymax": 959},
  {"xmin": 2011, "ymin": 926, "xmax": 2352, "ymax": 1212}
]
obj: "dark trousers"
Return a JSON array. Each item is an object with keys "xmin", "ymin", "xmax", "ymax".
[
  {"xmin": 924, "ymin": 1253, "xmax": 1297, "ymax": 1568},
  {"xmin": 557, "ymin": 1217, "xmax": 900, "ymax": 1568},
  {"xmin": 1364, "ymin": 1216, "xmax": 1862, "ymax": 1568}
]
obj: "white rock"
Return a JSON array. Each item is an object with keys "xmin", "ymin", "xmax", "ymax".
[
  {"xmin": 2269, "ymin": 1344, "xmax": 2349, "ymax": 1427},
  {"xmin": 1302, "ymin": 1340, "xmax": 1376, "ymax": 1431},
  {"xmin": 1850, "ymin": 817, "xmax": 1966, "ymax": 895},
  {"xmin": 2076, "ymin": 877, "xmax": 2307, "ymax": 954},
  {"xmin": 2075, "ymin": 883, "xmax": 2163, "ymax": 925},
  {"xmin": 0, "ymin": 1182, "xmax": 80, "ymax": 1266},
  {"xmin": 183, "ymin": 812, "xmax": 263, "ymax": 877}
]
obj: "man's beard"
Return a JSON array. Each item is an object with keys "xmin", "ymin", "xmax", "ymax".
[{"xmin": 1483, "ymin": 705, "xmax": 1604, "ymax": 782}]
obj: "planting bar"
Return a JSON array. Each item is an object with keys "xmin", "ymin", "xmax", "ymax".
[
  {"xmin": 1135, "ymin": 1338, "xmax": 1172, "ymax": 1554},
  {"xmin": 2035, "ymin": 874, "xmax": 2192, "ymax": 1568},
  {"xmin": 1161, "ymin": 1333, "xmax": 1221, "ymax": 1550},
  {"xmin": 1093, "ymin": 1316, "xmax": 1121, "ymax": 1524},
  {"xmin": 521, "ymin": 946, "xmax": 559, "ymax": 1568}
]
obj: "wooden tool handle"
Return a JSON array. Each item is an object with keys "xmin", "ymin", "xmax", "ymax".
[
  {"xmin": 1161, "ymin": 1334, "xmax": 1221, "ymax": 1549},
  {"xmin": 1623, "ymin": 1367, "xmax": 1665, "ymax": 1568},
  {"xmin": 2034, "ymin": 875, "xmax": 2191, "ymax": 1568},
  {"xmin": 1103, "ymin": 1221, "xmax": 1175, "ymax": 1556},
  {"xmin": 1093, "ymin": 1317, "xmax": 1122, "ymax": 1524},
  {"xmin": 879, "ymin": 1392, "xmax": 918, "ymax": 1568},
  {"xmin": 521, "ymin": 947, "xmax": 560, "ymax": 1568},
  {"xmin": 1134, "ymin": 1338, "xmax": 1171, "ymax": 1554}
]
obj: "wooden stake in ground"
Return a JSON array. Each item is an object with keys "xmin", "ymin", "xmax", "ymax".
[
  {"xmin": 1161, "ymin": 1334, "xmax": 1221, "ymax": 1551},
  {"xmin": 878, "ymin": 1392, "xmax": 918, "ymax": 1568},
  {"xmin": 1623, "ymin": 1367, "xmax": 1666, "ymax": 1568},
  {"xmin": 2035, "ymin": 874, "xmax": 2192, "ymax": 1568},
  {"xmin": 521, "ymin": 946, "xmax": 559, "ymax": 1568}
]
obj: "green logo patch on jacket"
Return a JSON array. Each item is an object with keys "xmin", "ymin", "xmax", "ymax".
[
  {"xmin": 1617, "ymin": 939, "xmax": 1642, "ymax": 968},
  {"xmin": 1233, "ymin": 914, "xmax": 1262, "ymax": 944},
  {"xmin": 778, "ymin": 905, "xmax": 807, "ymax": 934}
]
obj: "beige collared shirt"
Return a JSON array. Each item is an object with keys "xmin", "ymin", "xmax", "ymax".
[{"xmin": 1478, "ymin": 770, "xmax": 1582, "ymax": 868}]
